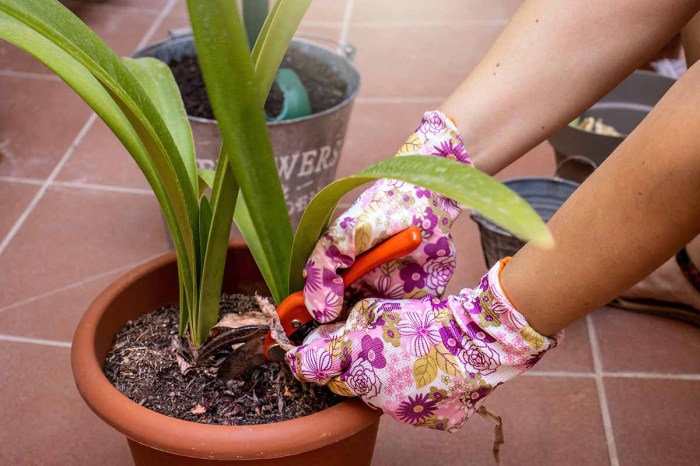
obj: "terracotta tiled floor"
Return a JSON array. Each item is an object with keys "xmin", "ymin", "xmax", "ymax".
[{"xmin": 1, "ymin": 1, "xmax": 699, "ymax": 465}]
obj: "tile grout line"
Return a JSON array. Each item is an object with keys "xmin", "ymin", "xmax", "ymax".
[
  {"xmin": 602, "ymin": 371, "xmax": 700, "ymax": 381},
  {"xmin": 523, "ymin": 371, "xmax": 594, "ymax": 378},
  {"xmin": 135, "ymin": 0, "xmax": 179, "ymax": 50},
  {"xmin": 338, "ymin": 0, "xmax": 355, "ymax": 46},
  {"xmin": 0, "ymin": 113, "xmax": 98, "ymax": 257},
  {"xmin": 301, "ymin": 20, "xmax": 344, "ymax": 28},
  {"xmin": 0, "ymin": 69, "xmax": 61, "ymax": 81},
  {"xmin": 0, "ymin": 334, "xmax": 71, "ymax": 348},
  {"xmin": 586, "ymin": 315, "xmax": 620, "ymax": 466},
  {"xmin": 0, "ymin": 175, "xmax": 44, "ymax": 186},
  {"xmin": 524, "ymin": 370, "xmax": 700, "ymax": 381},
  {"xmin": 0, "ymin": 175, "xmax": 154, "ymax": 195},
  {"xmin": 0, "ymin": 258, "xmax": 151, "ymax": 315}
]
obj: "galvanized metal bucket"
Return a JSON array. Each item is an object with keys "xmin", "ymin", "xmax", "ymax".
[
  {"xmin": 549, "ymin": 70, "xmax": 675, "ymax": 183},
  {"xmin": 134, "ymin": 31, "xmax": 359, "ymax": 227},
  {"xmin": 471, "ymin": 177, "xmax": 579, "ymax": 268}
]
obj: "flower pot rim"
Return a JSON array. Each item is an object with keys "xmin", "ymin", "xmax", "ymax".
[{"xmin": 71, "ymin": 242, "xmax": 381, "ymax": 460}]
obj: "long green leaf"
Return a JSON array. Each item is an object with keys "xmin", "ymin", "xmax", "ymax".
[
  {"xmin": 288, "ymin": 156, "xmax": 554, "ymax": 292},
  {"xmin": 123, "ymin": 57, "xmax": 198, "ymax": 195},
  {"xmin": 196, "ymin": 152, "xmax": 239, "ymax": 344},
  {"xmin": 250, "ymin": 0, "xmax": 312, "ymax": 105},
  {"xmin": 0, "ymin": 1, "xmax": 204, "ymax": 342},
  {"xmin": 198, "ymin": 196, "xmax": 213, "ymax": 275},
  {"xmin": 0, "ymin": 0, "xmax": 199, "ymax": 217},
  {"xmin": 124, "ymin": 57, "xmax": 201, "ymax": 330},
  {"xmin": 233, "ymin": 0, "xmax": 311, "ymax": 303},
  {"xmin": 187, "ymin": 0, "xmax": 293, "ymax": 301},
  {"xmin": 233, "ymin": 196, "xmax": 282, "ymax": 302}
]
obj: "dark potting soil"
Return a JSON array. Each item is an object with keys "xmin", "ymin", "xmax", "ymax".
[
  {"xmin": 104, "ymin": 293, "xmax": 342, "ymax": 426},
  {"xmin": 168, "ymin": 53, "xmax": 346, "ymax": 120}
]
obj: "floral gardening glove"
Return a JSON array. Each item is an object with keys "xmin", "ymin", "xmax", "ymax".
[
  {"xmin": 287, "ymin": 259, "xmax": 561, "ymax": 431},
  {"xmin": 304, "ymin": 110, "xmax": 471, "ymax": 323}
]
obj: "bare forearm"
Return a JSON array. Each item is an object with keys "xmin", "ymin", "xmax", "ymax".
[
  {"xmin": 501, "ymin": 63, "xmax": 700, "ymax": 336},
  {"xmin": 682, "ymin": 10, "xmax": 700, "ymax": 66},
  {"xmin": 441, "ymin": 0, "xmax": 700, "ymax": 175}
]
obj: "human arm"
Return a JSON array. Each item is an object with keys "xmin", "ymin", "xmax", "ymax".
[
  {"xmin": 501, "ymin": 61, "xmax": 700, "ymax": 336},
  {"xmin": 291, "ymin": 68, "xmax": 700, "ymax": 423},
  {"xmin": 442, "ymin": 0, "xmax": 700, "ymax": 175},
  {"xmin": 290, "ymin": 0, "xmax": 700, "ymax": 429}
]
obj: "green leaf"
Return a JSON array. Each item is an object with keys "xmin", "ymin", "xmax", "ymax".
[
  {"xmin": 250, "ymin": 0, "xmax": 312, "ymax": 105},
  {"xmin": 198, "ymin": 195, "xmax": 213, "ymax": 274},
  {"xmin": 0, "ymin": 0, "xmax": 204, "ymax": 342},
  {"xmin": 197, "ymin": 168, "xmax": 216, "ymax": 196},
  {"xmin": 0, "ymin": 0, "xmax": 200, "ymax": 305},
  {"xmin": 233, "ymin": 196, "xmax": 282, "ymax": 303},
  {"xmin": 289, "ymin": 156, "xmax": 554, "ymax": 292},
  {"xmin": 196, "ymin": 151, "xmax": 239, "ymax": 344},
  {"xmin": 178, "ymin": 266, "xmax": 189, "ymax": 336},
  {"xmin": 243, "ymin": 0, "xmax": 269, "ymax": 49},
  {"xmin": 123, "ymin": 57, "xmax": 198, "ymax": 195},
  {"xmin": 187, "ymin": 0, "xmax": 293, "ymax": 302}
]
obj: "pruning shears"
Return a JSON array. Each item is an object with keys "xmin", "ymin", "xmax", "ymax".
[{"xmin": 219, "ymin": 226, "xmax": 422, "ymax": 376}]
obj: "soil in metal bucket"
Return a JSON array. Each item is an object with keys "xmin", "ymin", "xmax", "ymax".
[
  {"xmin": 104, "ymin": 293, "xmax": 342, "ymax": 425},
  {"xmin": 169, "ymin": 51, "xmax": 348, "ymax": 120}
]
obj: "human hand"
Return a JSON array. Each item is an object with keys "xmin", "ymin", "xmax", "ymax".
[
  {"xmin": 303, "ymin": 110, "xmax": 471, "ymax": 323},
  {"xmin": 287, "ymin": 259, "xmax": 561, "ymax": 431}
]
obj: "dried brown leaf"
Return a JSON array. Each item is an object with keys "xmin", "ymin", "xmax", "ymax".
[
  {"xmin": 175, "ymin": 354, "xmax": 193, "ymax": 375},
  {"xmin": 190, "ymin": 404, "xmax": 206, "ymax": 414},
  {"xmin": 213, "ymin": 311, "xmax": 268, "ymax": 330},
  {"xmin": 256, "ymin": 295, "xmax": 294, "ymax": 352}
]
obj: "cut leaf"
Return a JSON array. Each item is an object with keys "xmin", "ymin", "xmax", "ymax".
[
  {"xmin": 197, "ymin": 168, "xmax": 216, "ymax": 195},
  {"xmin": 289, "ymin": 156, "xmax": 554, "ymax": 292}
]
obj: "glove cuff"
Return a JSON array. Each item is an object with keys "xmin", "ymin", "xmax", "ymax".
[
  {"xmin": 396, "ymin": 110, "xmax": 472, "ymax": 165},
  {"xmin": 451, "ymin": 259, "xmax": 562, "ymax": 375}
]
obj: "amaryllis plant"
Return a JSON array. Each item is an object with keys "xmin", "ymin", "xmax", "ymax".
[{"xmin": 0, "ymin": 0, "xmax": 552, "ymax": 347}]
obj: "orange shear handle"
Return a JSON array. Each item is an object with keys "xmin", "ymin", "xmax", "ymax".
[{"xmin": 264, "ymin": 226, "xmax": 422, "ymax": 359}]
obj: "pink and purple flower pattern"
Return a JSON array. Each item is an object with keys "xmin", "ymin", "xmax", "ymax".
[
  {"xmin": 287, "ymin": 260, "xmax": 562, "ymax": 431},
  {"xmin": 303, "ymin": 110, "xmax": 472, "ymax": 323}
]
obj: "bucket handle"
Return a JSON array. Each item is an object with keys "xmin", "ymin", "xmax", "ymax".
[
  {"xmin": 293, "ymin": 32, "xmax": 356, "ymax": 61},
  {"xmin": 167, "ymin": 29, "xmax": 356, "ymax": 62},
  {"xmin": 168, "ymin": 28, "xmax": 194, "ymax": 39},
  {"xmin": 554, "ymin": 155, "xmax": 598, "ymax": 179}
]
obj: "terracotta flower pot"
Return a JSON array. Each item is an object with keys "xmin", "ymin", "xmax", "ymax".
[{"xmin": 71, "ymin": 242, "xmax": 381, "ymax": 465}]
